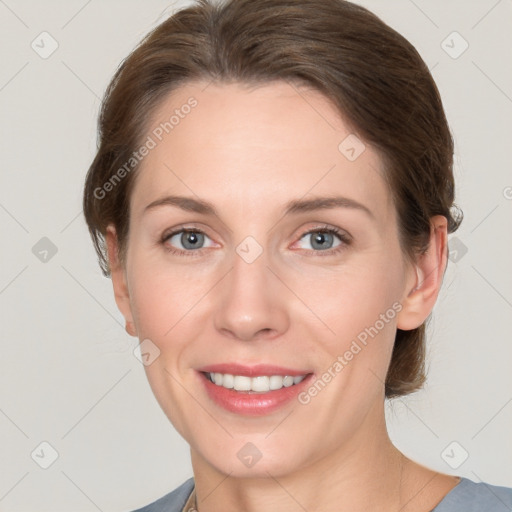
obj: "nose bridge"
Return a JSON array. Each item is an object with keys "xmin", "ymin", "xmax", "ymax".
[
  {"xmin": 232, "ymin": 237, "xmax": 270, "ymax": 294},
  {"xmin": 212, "ymin": 236, "xmax": 289, "ymax": 341}
]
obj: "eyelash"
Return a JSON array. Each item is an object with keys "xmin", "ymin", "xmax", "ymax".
[{"xmin": 159, "ymin": 225, "xmax": 351, "ymax": 258}]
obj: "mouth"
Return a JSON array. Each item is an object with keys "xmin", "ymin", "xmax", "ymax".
[
  {"xmin": 196, "ymin": 364, "xmax": 314, "ymax": 416},
  {"xmin": 202, "ymin": 371, "xmax": 307, "ymax": 393}
]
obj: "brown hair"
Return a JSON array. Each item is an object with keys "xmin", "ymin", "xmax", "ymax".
[{"xmin": 83, "ymin": 0, "xmax": 462, "ymax": 398}]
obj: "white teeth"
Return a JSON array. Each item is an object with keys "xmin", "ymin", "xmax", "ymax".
[
  {"xmin": 283, "ymin": 376, "xmax": 294, "ymax": 387},
  {"xmin": 233, "ymin": 375, "xmax": 251, "ymax": 391},
  {"xmin": 251, "ymin": 376, "xmax": 270, "ymax": 392},
  {"xmin": 222, "ymin": 373, "xmax": 234, "ymax": 389},
  {"xmin": 208, "ymin": 372, "xmax": 307, "ymax": 393},
  {"xmin": 269, "ymin": 375, "xmax": 283, "ymax": 391}
]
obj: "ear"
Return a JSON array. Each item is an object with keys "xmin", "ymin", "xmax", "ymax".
[
  {"xmin": 396, "ymin": 215, "xmax": 448, "ymax": 331},
  {"xmin": 105, "ymin": 224, "xmax": 137, "ymax": 337}
]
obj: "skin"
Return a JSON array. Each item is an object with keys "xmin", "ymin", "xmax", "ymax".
[{"xmin": 106, "ymin": 81, "xmax": 459, "ymax": 511}]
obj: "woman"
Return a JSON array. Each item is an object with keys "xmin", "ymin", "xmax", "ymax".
[{"xmin": 83, "ymin": 0, "xmax": 512, "ymax": 510}]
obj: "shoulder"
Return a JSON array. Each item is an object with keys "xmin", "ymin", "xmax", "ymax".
[
  {"xmin": 129, "ymin": 477, "xmax": 195, "ymax": 512},
  {"xmin": 434, "ymin": 477, "xmax": 512, "ymax": 511}
]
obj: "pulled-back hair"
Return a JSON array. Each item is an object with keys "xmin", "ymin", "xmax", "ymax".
[{"xmin": 83, "ymin": 0, "xmax": 462, "ymax": 398}]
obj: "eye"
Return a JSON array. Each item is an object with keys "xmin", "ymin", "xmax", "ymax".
[
  {"xmin": 161, "ymin": 228, "xmax": 215, "ymax": 256},
  {"xmin": 160, "ymin": 225, "xmax": 351, "ymax": 257},
  {"xmin": 295, "ymin": 227, "xmax": 350, "ymax": 255}
]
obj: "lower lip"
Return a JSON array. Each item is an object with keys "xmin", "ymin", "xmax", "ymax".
[{"xmin": 198, "ymin": 372, "xmax": 314, "ymax": 416}]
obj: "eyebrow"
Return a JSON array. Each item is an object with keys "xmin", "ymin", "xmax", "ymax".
[{"xmin": 143, "ymin": 195, "xmax": 374, "ymax": 219}]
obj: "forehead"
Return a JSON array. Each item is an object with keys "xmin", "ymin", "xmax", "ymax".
[{"xmin": 131, "ymin": 80, "xmax": 392, "ymax": 221}]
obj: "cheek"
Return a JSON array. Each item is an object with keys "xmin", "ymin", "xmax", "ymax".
[
  {"xmin": 127, "ymin": 252, "xmax": 216, "ymax": 351},
  {"xmin": 304, "ymin": 257, "xmax": 404, "ymax": 343},
  {"xmin": 126, "ymin": 255, "xmax": 214, "ymax": 434},
  {"xmin": 295, "ymin": 263, "xmax": 402, "ymax": 417},
  {"xmin": 128, "ymin": 242, "xmax": 182, "ymax": 308}
]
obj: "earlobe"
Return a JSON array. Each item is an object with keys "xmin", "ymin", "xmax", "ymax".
[
  {"xmin": 396, "ymin": 216, "xmax": 448, "ymax": 331},
  {"xmin": 106, "ymin": 224, "xmax": 137, "ymax": 337}
]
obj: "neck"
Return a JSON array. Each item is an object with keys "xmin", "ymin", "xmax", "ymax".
[{"xmin": 190, "ymin": 402, "xmax": 408, "ymax": 512}]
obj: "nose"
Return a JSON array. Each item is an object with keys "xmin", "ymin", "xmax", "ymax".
[{"xmin": 213, "ymin": 246, "xmax": 290, "ymax": 342}]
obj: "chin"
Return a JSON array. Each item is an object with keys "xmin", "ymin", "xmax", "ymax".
[{"xmin": 192, "ymin": 435, "xmax": 313, "ymax": 479}]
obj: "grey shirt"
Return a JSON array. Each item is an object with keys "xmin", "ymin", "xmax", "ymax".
[{"xmin": 131, "ymin": 476, "xmax": 512, "ymax": 512}]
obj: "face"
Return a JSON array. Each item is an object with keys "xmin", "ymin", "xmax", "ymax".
[{"xmin": 111, "ymin": 80, "xmax": 421, "ymax": 478}]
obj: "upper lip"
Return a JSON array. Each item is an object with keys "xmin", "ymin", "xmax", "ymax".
[{"xmin": 196, "ymin": 363, "xmax": 312, "ymax": 377}]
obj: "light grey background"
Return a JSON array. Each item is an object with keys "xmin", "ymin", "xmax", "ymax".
[{"xmin": 0, "ymin": 0, "xmax": 511, "ymax": 510}]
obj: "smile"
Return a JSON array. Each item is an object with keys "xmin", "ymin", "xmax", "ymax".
[
  {"xmin": 197, "ymin": 364, "xmax": 314, "ymax": 416},
  {"xmin": 205, "ymin": 372, "xmax": 307, "ymax": 393}
]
